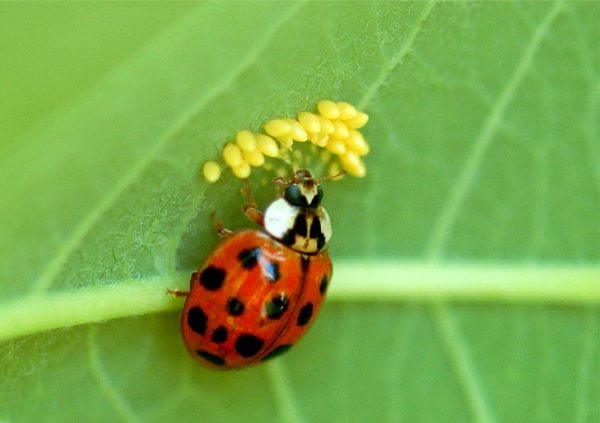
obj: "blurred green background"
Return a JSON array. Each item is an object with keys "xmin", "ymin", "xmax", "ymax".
[{"xmin": 1, "ymin": 2, "xmax": 598, "ymax": 422}]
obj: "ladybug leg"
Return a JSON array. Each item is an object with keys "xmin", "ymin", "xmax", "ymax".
[
  {"xmin": 166, "ymin": 288, "xmax": 189, "ymax": 297},
  {"xmin": 211, "ymin": 212, "xmax": 234, "ymax": 238},
  {"xmin": 241, "ymin": 183, "xmax": 264, "ymax": 227}
]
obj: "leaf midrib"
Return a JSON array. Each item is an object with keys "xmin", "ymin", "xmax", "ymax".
[{"xmin": 2, "ymin": 262, "xmax": 598, "ymax": 343}]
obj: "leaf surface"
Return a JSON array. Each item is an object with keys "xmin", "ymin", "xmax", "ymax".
[{"xmin": 1, "ymin": 2, "xmax": 599, "ymax": 422}]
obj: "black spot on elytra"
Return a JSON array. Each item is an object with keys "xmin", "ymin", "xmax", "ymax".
[
  {"xmin": 264, "ymin": 261, "xmax": 280, "ymax": 283},
  {"xmin": 297, "ymin": 302, "xmax": 313, "ymax": 326},
  {"xmin": 187, "ymin": 307, "xmax": 207, "ymax": 335},
  {"xmin": 227, "ymin": 297, "xmax": 245, "ymax": 316},
  {"xmin": 199, "ymin": 266, "xmax": 226, "ymax": 291},
  {"xmin": 319, "ymin": 274, "xmax": 328, "ymax": 295},
  {"xmin": 264, "ymin": 294, "xmax": 289, "ymax": 320},
  {"xmin": 196, "ymin": 350, "xmax": 225, "ymax": 366},
  {"xmin": 238, "ymin": 247, "xmax": 260, "ymax": 269},
  {"xmin": 261, "ymin": 344, "xmax": 293, "ymax": 362},
  {"xmin": 211, "ymin": 326, "xmax": 228, "ymax": 343},
  {"xmin": 235, "ymin": 334, "xmax": 264, "ymax": 357}
]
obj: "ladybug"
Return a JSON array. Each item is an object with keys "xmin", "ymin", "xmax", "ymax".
[{"xmin": 174, "ymin": 169, "xmax": 340, "ymax": 368}]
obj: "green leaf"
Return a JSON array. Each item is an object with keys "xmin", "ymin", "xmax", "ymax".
[{"xmin": 1, "ymin": 2, "xmax": 599, "ymax": 422}]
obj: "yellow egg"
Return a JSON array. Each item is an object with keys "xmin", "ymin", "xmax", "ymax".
[
  {"xmin": 308, "ymin": 132, "xmax": 329, "ymax": 147},
  {"xmin": 232, "ymin": 161, "xmax": 251, "ymax": 178},
  {"xmin": 297, "ymin": 111, "xmax": 321, "ymax": 134},
  {"xmin": 317, "ymin": 99, "xmax": 340, "ymax": 120},
  {"xmin": 285, "ymin": 118, "xmax": 308, "ymax": 142},
  {"xmin": 318, "ymin": 116, "xmax": 335, "ymax": 134},
  {"xmin": 202, "ymin": 161, "xmax": 221, "ymax": 183},
  {"xmin": 340, "ymin": 151, "xmax": 366, "ymax": 177},
  {"xmin": 345, "ymin": 111, "xmax": 369, "ymax": 129},
  {"xmin": 354, "ymin": 162, "xmax": 366, "ymax": 177},
  {"xmin": 235, "ymin": 130, "xmax": 256, "ymax": 152},
  {"xmin": 264, "ymin": 119, "xmax": 292, "ymax": 138},
  {"xmin": 332, "ymin": 120, "xmax": 349, "ymax": 139},
  {"xmin": 222, "ymin": 143, "xmax": 243, "ymax": 167},
  {"xmin": 255, "ymin": 134, "xmax": 280, "ymax": 157},
  {"xmin": 326, "ymin": 138, "xmax": 346, "ymax": 155},
  {"xmin": 243, "ymin": 149, "xmax": 265, "ymax": 167},
  {"xmin": 276, "ymin": 133, "xmax": 294, "ymax": 148},
  {"xmin": 337, "ymin": 102, "xmax": 357, "ymax": 120},
  {"xmin": 345, "ymin": 130, "xmax": 370, "ymax": 155}
]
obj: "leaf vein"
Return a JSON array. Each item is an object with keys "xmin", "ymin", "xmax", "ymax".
[
  {"xmin": 357, "ymin": 0, "xmax": 437, "ymax": 111},
  {"xmin": 574, "ymin": 309, "xmax": 598, "ymax": 423},
  {"xmin": 426, "ymin": 0, "xmax": 567, "ymax": 260},
  {"xmin": 29, "ymin": 2, "xmax": 306, "ymax": 296},
  {"xmin": 266, "ymin": 360, "xmax": 303, "ymax": 423},
  {"xmin": 433, "ymin": 304, "xmax": 495, "ymax": 423},
  {"xmin": 87, "ymin": 326, "xmax": 138, "ymax": 422}
]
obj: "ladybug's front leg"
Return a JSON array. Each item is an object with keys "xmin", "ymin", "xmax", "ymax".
[{"xmin": 241, "ymin": 183, "xmax": 264, "ymax": 228}]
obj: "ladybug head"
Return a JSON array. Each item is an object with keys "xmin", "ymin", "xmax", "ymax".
[
  {"xmin": 273, "ymin": 169, "xmax": 345, "ymax": 209},
  {"xmin": 271, "ymin": 169, "xmax": 321, "ymax": 208}
]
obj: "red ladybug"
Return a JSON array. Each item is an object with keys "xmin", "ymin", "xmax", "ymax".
[{"xmin": 174, "ymin": 170, "xmax": 338, "ymax": 368}]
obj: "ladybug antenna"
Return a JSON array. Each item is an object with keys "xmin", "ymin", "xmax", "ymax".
[
  {"xmin": 271, "ymin": 176, "xmax": 290, "ymax": 186},
  {"xmin": 272, "ymin": 169, "xmax": 346, "ymax": 186},
  {"xmin": 271, "ymin": 168, "xmax": 309, "ymax": 186},
  {"xmin": 315, "ymin": 169, "xmax": 346, "ymax": 184}
]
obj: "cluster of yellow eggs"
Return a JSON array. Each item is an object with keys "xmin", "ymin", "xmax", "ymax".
[{"xmin": 202, "ymin": 100, "xmax": 369, "ymax": 183}]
